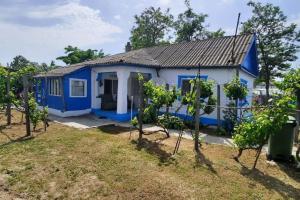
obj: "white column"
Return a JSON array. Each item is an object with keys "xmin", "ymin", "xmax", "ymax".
[{"xmin": 117, "ymin": 70, "xmax": 130, "ymax": 114}]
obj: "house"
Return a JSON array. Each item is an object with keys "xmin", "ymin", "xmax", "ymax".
[{"xmin": 34, "ymin": 34, "xmax": 258, "ymax": 125}]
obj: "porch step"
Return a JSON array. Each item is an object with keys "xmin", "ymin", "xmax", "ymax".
[{"xmin": 92, "ymin": 109, "xmax": 138, "ymax": 122}]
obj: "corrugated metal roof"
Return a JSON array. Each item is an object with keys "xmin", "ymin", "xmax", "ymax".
[{"xmin": 36, "ymin": 34, "xmax": 254, "ymax": 77}]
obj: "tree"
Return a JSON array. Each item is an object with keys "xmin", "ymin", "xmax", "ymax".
[
  {"xmin": 277, "ymin": 68, "xmax": 300, "ymax": 143},
  {"xmin": 174, "ymin": 0, "xmax": 208, "ymax": 42},
  {"xmin": 130, "ymin": 7, "xmax": 173, "ymax": 49},
  {"xmin": 57, "ymin": 46, "xmax": 105, "ymax": 65},
  {"xmin": 241, "ymin": 1, "xmax": 300, "ymax": 100},
  {"xmin": 233, "ymin": 95, "xmax": 292, "ymax": 169},
  {"xmin": 206, "ymin": 28, "xmax": 225, "ymax": 39},
  {"xmin": 133, "ymin": 76, "xmax": 181, "ymax": 138},
  {"xmin": 34, "ymin": 61, "xmax": 57, "ymax": 73},
  {"xmin": 174, "ymin": 0, "xmax": 225, "ymax": 42},
  {"xmin": 10, "ymin": 55, "xmax": 31, "ymax": 71}
]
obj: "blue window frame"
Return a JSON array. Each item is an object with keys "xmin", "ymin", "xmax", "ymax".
[
  {"xmin": 177, "ymin": 75, "xmax": 208, "ymax": 88},
  {"xmin": 177, "ymin": 75, "xmax": 208, "ymax": 97}
]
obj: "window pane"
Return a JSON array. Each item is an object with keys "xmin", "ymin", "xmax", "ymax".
[
  {"xmin": 181, "ymin": 80, "xmax": 191, "ymax": 96},
  {"xmin": 71, "ymin": 80, "xmax": 85, "ymax": 96}
]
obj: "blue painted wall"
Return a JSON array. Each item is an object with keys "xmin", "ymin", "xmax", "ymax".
[
  {"xmin": 63, "ymin": 67, "xmax": 91, "ymax": 111},
  {"xmin": 35, "ymin": 77, "xmax": 64, "ymax": 111},
  {"xmin": 242, "ymin": 36, "xmax": 259, "ymax": 76},
  {"xmin": 35, "ymin": 67, "xmax": 91, "ymax": 112}
]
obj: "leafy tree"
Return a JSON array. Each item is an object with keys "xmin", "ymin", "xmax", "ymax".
[
  {"xmin": 57, "ymin": 45, "xmax": 105, "ymax": 65},
  {"xmin": 31, "ymin": 61, "xmax": 57, "ymax": 73},
  {"xmin": 233, "ymin": 95, "xmax": 292, "ymax": 169},
  {"xmin": 206, "ymin": 28, "xmax": 225, "ymax": 39},
  {"xmin": 0, "ymin": 67, "xmax": 8, "ymax": 110},
  {"xmin": 132, "ymin": 74, "xmax": 182, "ymax": 138},
  {"xmin": 130, "ymin": 7, "xmax": 173, "ymax": 49},
  {"xmin": 174, "ymin": 0, "xmax": 225, "ymax": 42},
  {"xmin": 174, "ymin": 0, "xmax": 208, "ymax": 42},
  {"xmin": 28, "ymin": 93, "xmax": 48, "ymax": 131},
  {"xmin": 277, "ymin": 68, "xmax": 300, "ymax": 145},
  {"xmin": 10, "ymin": 55, "xmax": 31, "ymax": 71},
  {"xmin": 181, "ymin": 79, "xmax": 216, "ymax": 118},
  {"xmin": 241, "ymin": 1, "xmax": 300, "ymax": 100}
]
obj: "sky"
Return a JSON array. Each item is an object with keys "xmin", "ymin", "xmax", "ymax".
[{"xmin": 0, "ymin": 0, "xmax": 300, "ymax": 67}]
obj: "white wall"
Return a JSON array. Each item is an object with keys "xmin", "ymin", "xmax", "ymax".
[
  {"xmin": 91, "ymin": 66, "xmax": 157, "ymax": 110},
  {"xmin": 90, "ymin": 65, "xmax": 256, "ymax": 120},
  {"xmin": 157, "ymin": 68, "xmax": 237, "ymax": 119}
]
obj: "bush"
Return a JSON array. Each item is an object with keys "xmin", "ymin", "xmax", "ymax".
[
  {"xmin": 158, "ymin": 114, "xmax": 185, "ymax": 130},
  {"xmin": 224, "ymin": 77, "xmax": 248, "ymax": 100},
  {"xmin": 28, "ymin": 93, "xmax": 48, "ymax": 131}
]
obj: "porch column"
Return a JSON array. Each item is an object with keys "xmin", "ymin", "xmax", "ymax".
[{"xmin": 117, "ymin": 70, "xmax": 130, "ymax": 114}]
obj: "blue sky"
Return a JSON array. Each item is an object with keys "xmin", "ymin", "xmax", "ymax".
[{"xmin": 0, "ymin": 0, "xmax": 299, "ymax": 67}]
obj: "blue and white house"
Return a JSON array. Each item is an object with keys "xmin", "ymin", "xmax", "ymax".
[{"xmin": 35, "ymin": 34, "xmax": 258, "ymax": 125}]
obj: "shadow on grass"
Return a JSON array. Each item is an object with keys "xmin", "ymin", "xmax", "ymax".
[
  {"xmin": 132, "ymin": 138, "xmax": 176, "ymax": 166},
  {"xmin": 240, "ymin": 166, "xmax": 300, "ymax": 199},
  {"xmin": 277, "ymin": 161, "xmax": 300, "ymax": 183},
  {"xmin": 194, "ymin": 149, "xmax": 218, "ymax": 174},
  {"xmin": 97, "ymin": 124, "xmax": 132, "ymax": 134},
  {"xmin": 0, "ymin": 128, "xmax": 47, "ymax": 148},
  {"xmin": 0, "ymin": 134, "xmax": 34, "ymax": 148}
]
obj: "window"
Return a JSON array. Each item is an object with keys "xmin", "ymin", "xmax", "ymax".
[
  {"xmin": 181, "ymin": 79, "xmax": 191, "ymax": 96},
  {"xmin": 49, "ymin": 78, "xmax": 61, "ymax": 96},
  {"xmin": 178, "ymin": 75, "xmax": 208, "ymax": 96},
  {"xmin": 70, "ymin": 79, "xmax": 87, "ymax": 97}
]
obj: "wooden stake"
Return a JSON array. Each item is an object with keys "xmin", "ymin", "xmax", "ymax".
[
  {"xmin": 194, "ymin": 67, "xmax": 201, "ymax": 151},
  {"xmin": 23, "ymin": 75, "xmax": 31, "ymax": 137},
  {"xmin": 217, "ymin": 84, "xmax": 221, "ymax": 129},
  {"xmin": 138, "ymin": 76, "xmax": 144, "ymax": 142},
  {"xmin": 6, "ymin": 73, "xmax": 11, "ymax": 125}
]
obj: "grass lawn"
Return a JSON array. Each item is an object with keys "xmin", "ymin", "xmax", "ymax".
[{"xmin": 0, "ymin": 111, "xmax": 299, "ymax": 199}]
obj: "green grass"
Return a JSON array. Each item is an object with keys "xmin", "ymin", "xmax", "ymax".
[{"xmin": 0, "ymin": 113, "xmax": 299, "ymax": 199}]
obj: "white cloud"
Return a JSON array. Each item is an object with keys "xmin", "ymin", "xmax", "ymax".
[
  {"xmin": 114, "ymin": 15, "xmax": 121, "ymax": 20},
  {"xmin": 158, "ymin": 0, "xmax": 172, "ymax": 7},
  {"xmin": 0, "ymin": 1, "xmax": 122, "ymax": 64},
  {"xmin": 220, "ymin": 0, "xmax": 235, "ymax": 4}
]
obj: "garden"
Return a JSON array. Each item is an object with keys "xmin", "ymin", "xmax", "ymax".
[{"xmin": 0, "ymin": 66, "xmax": 300, "ymax": 199}]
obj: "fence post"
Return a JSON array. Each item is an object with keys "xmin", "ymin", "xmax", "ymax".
[
  {"xmin": 138, "ymin": 77, "xmax": 144, "ymax": 142},
  {"xmin": 217, "ymin": 84, "xmax": 221, "ymax": 129},
  {"xmin": 6, "ymin": 72, "xmax": 11, "ymax": 125},
  {"xmin": 23, "ymin": 75, "xmax": 31, "ymax": 137}
]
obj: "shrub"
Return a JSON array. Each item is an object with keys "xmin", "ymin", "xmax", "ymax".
[{"xmin": 158, "ymin": 114, "xmax": 185, "ymax": 130}]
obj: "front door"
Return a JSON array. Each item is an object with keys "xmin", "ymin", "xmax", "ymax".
[{"xmin": 104, "ymin": 79, "xmax": 118, "ymax": 98}]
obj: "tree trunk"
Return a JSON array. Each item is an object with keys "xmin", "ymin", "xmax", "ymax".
[
  {"xmin": 294, "ymin": 89, "xmax": 300, "ymax": 143},
  {"xmin": 265, "ymin": 75, "xmax": 270, "ymax": 102},
  {"xmin": 234, "ymin": 148, "xmax": 243, "ymax": 162},
  {"xmin": 194, "ymin": 78, "xmax": 201, "ymax": 151},
  {"xmin": 252, "ymin": 145, "xmax": 263, "ymax": 170}
]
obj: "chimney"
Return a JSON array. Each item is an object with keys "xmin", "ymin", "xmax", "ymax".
[{"xmin": 125, "ymin": 42, "xmax": 132, "ymax": 52}]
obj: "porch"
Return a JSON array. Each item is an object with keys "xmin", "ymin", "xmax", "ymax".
[{"xmin": 91, "ymin": 70, "xmax": 151, "ymax": 122}]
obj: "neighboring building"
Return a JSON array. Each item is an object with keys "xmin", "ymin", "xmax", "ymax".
[{"xmin": 34, "ymin": 34, "xmax": 258, "ymax": 125}]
